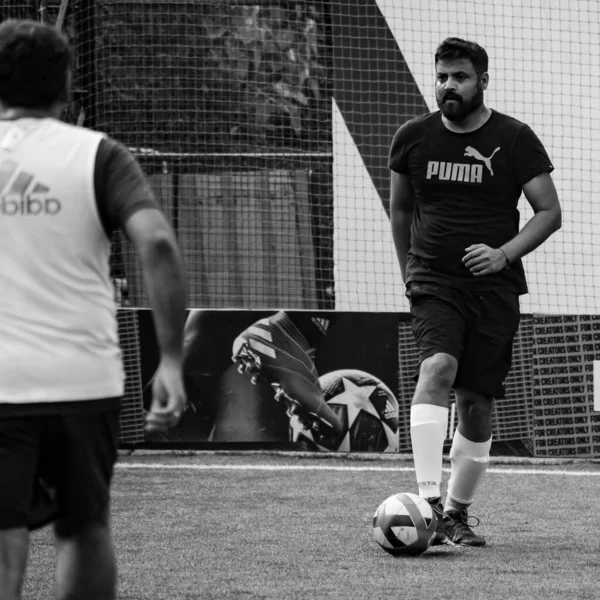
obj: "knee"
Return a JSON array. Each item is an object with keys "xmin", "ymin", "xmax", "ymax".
[{"xmin": 419, "ymin": 354, "xmax": 457, "ymax": 391}]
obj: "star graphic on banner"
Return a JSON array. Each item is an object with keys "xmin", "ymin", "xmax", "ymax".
[{"xmin": 331, "ymin": 377, "xmax": 380, "ymax": 427}]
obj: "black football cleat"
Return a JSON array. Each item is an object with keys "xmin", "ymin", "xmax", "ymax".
[
  {"xmin": 443, "ymin": 508, "xmax": 486, "ymax": 547},
  {"xmin": 232, "ymin": 311, "xmax": 343, "ymax": 441}
]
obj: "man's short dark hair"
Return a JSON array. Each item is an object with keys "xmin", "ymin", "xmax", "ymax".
[
  {"xmin": 435, "ymin": 37, "xmax": 489, "ymax": 76},
  {"xmin": 0, "ymin": 19, "xmax": 73, "ymax": 109}
]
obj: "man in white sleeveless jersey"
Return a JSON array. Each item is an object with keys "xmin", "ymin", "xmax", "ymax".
[{"xmin": 0, "ymin": 20, "xmax": 187, "ymax": 600}]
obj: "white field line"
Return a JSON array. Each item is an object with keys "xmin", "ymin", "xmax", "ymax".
[{"xmin": 115, "ymin": 463, "xmax": 600, "ymax": 477}]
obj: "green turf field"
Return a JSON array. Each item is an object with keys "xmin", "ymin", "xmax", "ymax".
[{"xmin": 22, "ymin": 452, "xmax": 600, "ymax": 599}]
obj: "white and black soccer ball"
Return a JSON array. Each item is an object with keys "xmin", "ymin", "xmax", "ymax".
[
  {"xmin": 320, "ymin": 369, "xmax": 399, "ymax": 452},
  {"xmin": 373, "ymin": 492, "xmax": 437, "ymax": 556},
  {"xmin": 290, "ymin": 369, "xmax": 399, "ymax": 452}
]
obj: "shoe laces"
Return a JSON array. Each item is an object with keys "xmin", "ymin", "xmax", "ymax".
[
  {"xmin": 426, "ymin": 498, "xmax": 444, "ymax": 516},
  {"xmin": 451, "ymin": 508, "xmax": 481, "ymax": 530}
]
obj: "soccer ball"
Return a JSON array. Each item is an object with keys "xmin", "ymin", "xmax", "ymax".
[
  {"xmin": 290, "ymin": 369, "xmax": 399, "ymax": 452},
  {"xmin": 372, "ymin": 492, "xmax": 437, "ymax": 556},
  {"xmin": 320, "ymin": 369, "xmax": 399, "ymax": 452}
]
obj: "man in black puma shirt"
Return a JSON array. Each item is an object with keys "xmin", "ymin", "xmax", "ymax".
[{"xmin": 388, "ymin": 37, "xmax": 561, "ymax": 547}]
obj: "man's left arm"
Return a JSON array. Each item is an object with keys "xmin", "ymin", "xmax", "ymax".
[
  {"xmin": 463, "ymin": 172, "xmax": 561, "ymax": 275},
  {"xmin": 498, "ymin": 172, "xmax": 562, "ymax": 264}
]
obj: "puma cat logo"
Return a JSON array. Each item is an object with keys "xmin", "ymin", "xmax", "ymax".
[{"xmin": 464, "ymin": 146, "xmax": 501, "ymax": 176}]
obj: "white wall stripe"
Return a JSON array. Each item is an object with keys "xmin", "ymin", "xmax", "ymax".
[
  {"xmin": 116, "ymin": 463, "xmax": 600, "ymax": 477},
  {"xmin": 332, "ymin": 97, "xmax": 403, "ymax": 311}
]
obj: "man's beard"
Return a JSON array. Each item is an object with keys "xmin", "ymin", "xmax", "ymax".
[{"xmin": 437, "ymin": 86, "xmax": 484, "ymax": 122}]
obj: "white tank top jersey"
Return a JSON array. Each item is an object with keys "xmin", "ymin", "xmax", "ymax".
[{"xmin": 0, "ymin": 118, "xmax": 124, "ymax": 402}]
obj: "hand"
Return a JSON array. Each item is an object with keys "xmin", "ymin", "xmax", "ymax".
[
  {"xmin": 145, "ymin": 358, "xmax": 187, "ymax": 433},
  {"xmin": 462, "ymin": 244, "xmax": 507, "ymax": 276}
]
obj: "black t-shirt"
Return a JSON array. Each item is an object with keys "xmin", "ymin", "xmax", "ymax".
[
  {"xmin": 388, "ymin": 109, "xmax": 554, "ymax": 294},
  {"xmin": 94, "ymin": 137, "xmax": 160, "ymax": 236}
]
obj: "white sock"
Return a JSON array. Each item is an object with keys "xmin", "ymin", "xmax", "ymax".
[
  {"xmin": 410, "ymin": 404, "xmax": 449, "ymax": 499},
  {"xmin": 445, "ymin": 430, "xmax": 492, "ymax": 511}
]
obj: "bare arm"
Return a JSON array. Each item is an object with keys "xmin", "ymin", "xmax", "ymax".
[
  {"xmin": 463, "ymin": 172, "xmax": 562, "ymax": 275},
  {"xmin": 390, "ymin": 171, "xmax": 416, "ymax": 282},
  {"xmin": 125, "ymin": 208, "xmax": 187, "ymax": 360},
  {"xmin": 125, "ymin": 208, "xmax": 188, "ymax": 430},
  {"xmin": 501, "ymin": 172, "xmax": 562, "ymax": 262}
]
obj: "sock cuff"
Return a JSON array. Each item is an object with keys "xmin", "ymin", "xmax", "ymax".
[
  {"xmin": 410, "ymin": 403, "xmax": 449, "ymax": 426},
  {"xmin": 451, "ymin": 429, "xmax": 492, "ymax": 459}
]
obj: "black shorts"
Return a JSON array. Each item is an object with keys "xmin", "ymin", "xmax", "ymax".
[
  {"xmin": 0, "ymin": 405, "xmax": 120, "ymax": 533},
  {"xmin": 407, "ymin": 281, "xmax": 521, "ymax": 397}
]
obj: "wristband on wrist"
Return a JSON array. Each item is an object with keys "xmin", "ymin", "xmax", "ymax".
[{"xmin": 499, "ymin": 248, "xmax": 510, "ymax": 267}]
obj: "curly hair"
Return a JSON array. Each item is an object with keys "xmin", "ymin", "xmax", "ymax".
[{"xmin": 0, "ymin": 19, "xmax": 73, "ymax": 109}]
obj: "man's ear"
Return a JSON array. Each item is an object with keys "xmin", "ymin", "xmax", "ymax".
[{"xmin": 480, "ymin": 72, "xmax": 489, "ymax": 90}]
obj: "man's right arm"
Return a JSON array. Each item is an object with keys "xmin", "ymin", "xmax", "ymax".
[
  {"xmin": 389, "ymin": 171, "xmax": 415, "ymax": 283},
  {"xmin": 124, "ymin": 208, "xmax": 187, "ymax": 363},
  {"xmin": 95, "ymin": 137, "xmax": 188, "ymax": 430},
  {"xmin": 124, "ymin": 208, "xmax": 188, "ymax": 431},
  {"xmin": 95, "ymin": 137, "xmax": 188, "ymax": 363}
]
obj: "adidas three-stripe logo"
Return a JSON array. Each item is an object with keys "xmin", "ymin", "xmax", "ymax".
[
  {"xmin": 0, "ymin": 159, "xmax": 61, "ymax": 216},
  {"xmin": 383, "ymin": 399, "xmax": 397, "ymax": 420},
  {"xmin": 312, "ymin": 317, "xmax": 330, "ymax": 334}
]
